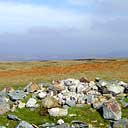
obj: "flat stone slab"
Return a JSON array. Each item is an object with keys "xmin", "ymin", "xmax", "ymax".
[{"xmin": 8, "ymin": 90, "xmax": 26, "ymax": 101}]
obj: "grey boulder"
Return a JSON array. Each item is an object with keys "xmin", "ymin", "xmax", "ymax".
[
  {"xmin": 71, "ymin": 120, "xmax": 89, "ymax": 128},
  {"xmin": 63, "ymin": 79, "xmax": 79, "ymax": 86},
  {"xmin": 106, "ymin": 84, "xmax": 125, "ymax": 94},
  {"xmin": 103, "ymin": 100, "xmax": 122, "ymax": 120},
  {"xmin": 8, "ymin": 90, "xmax": 26, "ymax": 101},
  {"xmin": 110, "ymin": 119, "xmax": 128, "ymax": 128},
  {"xmin": 15, "ymin": 121, "xmax": 34, "ymax": 128},
  {"xmin": 39, "ymin": 123, "xmax": 55, "ymax": 128},
  {"xmin": 66, "ymin": 97, "xmax": 76, "ymax": 107},
  {"xmin": 0, "ymin": 101, "xmax": 10, "ymax": 115},
  {"xmin": 86, "ymin": 95, "xmax": 96, "ymax": 104},
  {"xmin": 7, "ymin": 114, "xmax": 21, "ymax": 121},
  {"xmin": 56, "ymin": 123, "xmax": 70, "ymax": 128}
]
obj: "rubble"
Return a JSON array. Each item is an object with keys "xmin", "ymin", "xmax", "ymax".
[
  {"xmin": 71, "ymin": 120, "xmax": 89, "ymax": 128},
  {"xmin": 48, "ymin": 108, "xmax": 68, "ymax": 117},
  {"xmin": 7, "ymin": 114, "xmax": 21, "ymax": 121},
  {"xmin": 8, "ymin": 90, "xmax": 26, "ymax": 101},
  {"xmin": 24, "ymin": 82, "xmax": 41, "ymax": 93},
  {"xmin": 42, "ymin": 96, "xmax": 60, "ymax": 108},
  {"xmin": 18, "ymin": 101, "xmax": 25, "ymax": 109},
  {"xmin": 0, "ymin": 97, "xmax": 10, "ymax": 115},
  {"xmin": 57, "ymin": 119, "xmax": 65, "ymax": 125},
  {"xmin": 106, "ymin": 84, "xmax": 125, "ymax": 94},
  {"xmin": 37, "ymin": 91, "xmax": 47, "ymax": 99},
  {"xmin": 110, "ymin": 118, "xmax": 128, "ymax": 128},
  {"xmin": 1, "ymin": 77, "xmax": 128, "ymax": 127},
  {"xmin": 26, "ymin": 98, "xmax": 38, "ymax": 108},
  {"xmin": 103, "ymin": 100, "xmax": 122, "ymax": 120},
  {"xmin": 15, "ymin": 121, "xmax": 34, "ymax": 128}
]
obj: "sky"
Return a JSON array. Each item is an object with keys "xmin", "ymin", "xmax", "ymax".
[{"xmin": 0, "ymin": 0, "xmax": 128, "ymax": 60}]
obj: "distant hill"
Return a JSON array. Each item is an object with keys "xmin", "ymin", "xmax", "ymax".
[{"xmin": 0, "ymin": 51, "xmax": 127, "ymax": 61}]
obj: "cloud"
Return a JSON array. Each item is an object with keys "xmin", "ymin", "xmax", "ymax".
[
  {"xmin": 0, "ymin": 22, "xmax": 127, "ymax": 58},
  {"xmin": 68, "ymin": 0, "xmax": 89, "ymax": 6},
  {"xmin": 68, "ymin": 0, "xmax": 97, "ymax": 6},
  {"xmin": 0, "ymin": 1, "xmax": 86, "ymax": 32},
  {"xmin": 94, "ymin": 0, "xmax": 128, "ymax": 16},
  {"xmin": 0, "ymin": 0, "xmax": 128, "ymax": 59},
  {"xmin": 68, "ymin": 0, "xmax": 128, "ymax": 15}
]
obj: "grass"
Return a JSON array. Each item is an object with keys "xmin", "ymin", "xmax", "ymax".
[
  {"xmin": 122, "ymin": 97, "xmax": 128, "ymax": 103},
  {"xmin": 0, "ymin": 59, "xmax": 127, "ymax": 89},
  {"xmin": 0, "ymin": 59, "xmax": 128, "ymax": 127},
  {"xmin": 0, "ymin": 105, "xmax": 109, "ymax": 128}
]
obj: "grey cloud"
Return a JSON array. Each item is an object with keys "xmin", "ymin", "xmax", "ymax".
[
  {"xmin": 94, "ymin": 0, "xmax": 128, "ymax": 15},
  {"xmin": 69, "ymin": 0, "xmax": 128, "ymax": 15},
  {"xmin": 92, "ymin": 16, "xmax": 128, "ymax": 34},
  {"xmin": 0, "ymin": 26, "xmax": 128, "ymax": 59},
  {"xmin": 0, "ymin": 0, "xmax": 128, "ymax": 60}
]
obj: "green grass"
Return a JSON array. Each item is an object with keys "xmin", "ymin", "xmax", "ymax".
[
  {"xmin": 122, "ymin": 107, "xmax": 128, "ymax": 119},
  {"xmin": 0, "ymin": 105, "xmax": 110, "ymax": 128},
  {"xmin": 123, "ymin": 97, "xmax": 128, "ymax": 103},
  {"xmin": 0, "ymin": 93, "xmax": 110, "ymax": 127}
]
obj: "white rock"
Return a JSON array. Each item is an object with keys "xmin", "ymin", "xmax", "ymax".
[
  {"xmin": 63, "ymin": 79, "xmax": 80, "ymax": 86},
  {"xmin": 57, "ymin": 93, "xmax": 64, "ymax": 99},
  {"xmin": 57, "ymin": 119, "xmax": 64, "ymax": 125},
  {"xmin": 89, "ymin": 81, "xmax": 95, "ymax": 86},
  {"xmin": 73, "ymin": 79, "xmax": 80, "ymax": 85},
  {"xmin": 62, "ymin": 91, "xmax": 76, "ymax": 98},
  {"xmin": 37, "ymin": 92, "xmax": 47, "ymax": 99},
  {"xmin": 48, "ymin": 108, "xmax": 68, "ymax": 117},
  {"xmin": 58, "ymin": 98, "xmax": 66, "ymax": 105},
  {"xmin": 89, "ymin": 81, "xmax": 98, "ymax": 90},
  {"xmin": 68, "ymin": 85, "xmax": 77, "ymax": 92},
  {"xmin": 100, "ymin": 80, "xmax": 108, "ymax": 86},
  {"xmin": 107, "ymin": 84, "xmax": 125, "ymax": 94},
  {"xmin": 26, "ymin": 98, "xmax": 37, "ymax": 108},
  {"xmin": 76, "ymin": 83, "xmax": 85, "ymax": 93},
  {"xmin": 119, "ymin": 81, "xmax": 127, "ymax": 85},
  {"xmin": 118, "ymin": 81, "xmax": 128, "ymax": 87},
  {"xmin": 18, "ymin": 101, "xmax": 25, "ymax": 109},
  {"xmin": 57, "ymin": 93, "xmax": 66, "ymax": 105}
]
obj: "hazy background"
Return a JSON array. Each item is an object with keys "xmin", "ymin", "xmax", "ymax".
[{"xmin": 0, "ymin": 0, "xmax": 128, "ymax": 60}]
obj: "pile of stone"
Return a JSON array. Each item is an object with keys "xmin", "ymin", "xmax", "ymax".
[{"xmin": 0, "ymin": 77, "xmax": 128, "ymax": 128}]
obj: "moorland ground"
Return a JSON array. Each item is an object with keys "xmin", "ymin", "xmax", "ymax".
[
  {"xmin": 0, "ymin": 59, "xmax": 128, "ymax": 89},
  {"xmin": 0, "ymin": 59, "xmax": 128, "ymax": 128}
]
